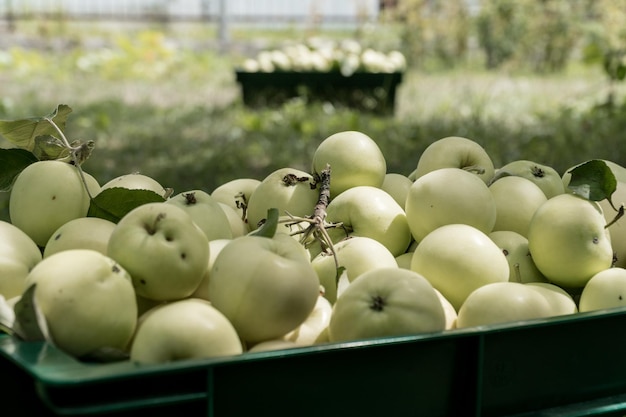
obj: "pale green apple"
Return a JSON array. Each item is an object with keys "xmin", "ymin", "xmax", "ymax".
[
  {"xmin": 107, "ymin": 202, "xmax": 210, "ymax": 301},
  {"xmin": 208, "ymin": 234, "xmax": 320, "ymax": 344},
  {"xmin": 328, "ymin": 267, "xmax": 446, "ymax": 342},
  {"xmin": 248, "ymin": 339, "xmax": 300, "ymax": 353},
  {"xmin": 323, "ymin": 186, "xmax": 412, "ymax": 257},
  {"xmin": 455, "ymin": 282, "xmax": 553, "ymax": 328},
  {"xmin": 381, "ymin": 173, "xmax": 413, "ymax": 210},
  {"xmin": 24, "ymin": 249, "xmax": 137, "ymax": 358},
  {"xmin": 191, "ymin": 238, "xmax": 232, "ymax": 301},
  {"xmin": 311, "ymin": 236, "xmax": 398, "ymax": 304},
  {"xmin": 526, "ymin": 282, "xmax": 578, "ymax": 316},
  {"xmin": 494, "ymin": 160, "xmax": 564, "ymax": 199},
  {"xmin": 413, "ymin": 136, "xmax": 495, "ymax": 184},
  {"xmin": 405, "ymin": 167, "xmax": 497, "ymax": 243},
  {"xmin": 165, "ymin": 190, "xmax": 233, "ymax": 241},
  {"xmin": 579, "ymin": 267, "xmax": 626, "ymax": 312},
  {"xmin": 283, "ymin": 293, "xmax": 332, "ymax": 346},
  {"xmin": 9, "ymin": 160, "xmax": 93, "ymax": 247},
  {"xmin": 488, "ymin": 175, "xmax": 547, "ymax": 237},
  {"xmin": 0, "ymin": 220, "xmax": 42, "ymax": 299},
  {"xmin": 488, "ymin": 230, "xmax": 548, "ymax": 284},
  {"xmin": 395, "ymin": 252, "xmax": 414, "ymax": 270},
  {"xmin": 527, "ymin": 193, "xmax": 613, "ymax": 288},
  {"xmin": 211, "ymin": 177, "xmax": 261, "ymax": 213},
  {"xmin": 217, "ymin": 202, "xmax": 249, "ymax": 237},
  {"xmin": 311, "ymin": 130, "xmax": 386, "ymax": 198},
  {"xmin": 245, "ymin": 167, "xmax": 319, "ymax": 231},
  {"xmin": 434, "ymin": 288, "xmax": 457, "ymax": 330},
  {"xmin": 410, "ymin": 223, "xmax": 510, "ymax": 311},
  {"xmin": 100, "ymin": 172, "xmax": 169, "ymax": 198},
  {"xmin": 130, "ymin": 298, "xmax": 243, "ymax": 364},
  {"xmin": 43, "ymin": 217, "xmax": 116, "ymax": 258}
]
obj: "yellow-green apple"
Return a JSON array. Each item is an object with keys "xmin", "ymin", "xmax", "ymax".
[
  {"xmin": 395, "ymin": 252, "xmax": 414, "ymax": 270},
  {"xmin": 494, "ymin": 160, "xmax": 564, "ymax": 199},
  {"xmin": 527, "ymin": 193, "xmax": 613, "ymax": 288},
  {"xmin": 311, "ymin": 130, "xmax": 386, "ymax": 198},
  {"xmin": 283, "ymin": 292, "xmax": 332, "ymax": 346},
  {"xmin": 328, "ymin": 267, "xmax": 446, "ymax": 342},
  {"xmin": 455, "ymin": 282, "xmax": 553, "ymax": 328},
  {"xmin": 100, "ymin": 172, "xmax": 170, "ymax": 198},
  {"xmin": 488, "ymin": 231, "xmax": 548, "ymax": 283},
  {"xmin": 248, "ymin": 339, "xmax": 299, "ymax": 353},
  {"xmin": 207, "ymin": 234, "xmax": 320, "ymax": 344},
  {"xmin": 190, "ymin": 238, "xmax": 231, "ymax": 301},
  {"xmin": 107, "ymin": 202, "xmax": 210, "ymax": 301},
  {"xmin": 526, "ymin": 282, "xmax": 578, "ymax": 316},
  {"xmin": 211, "ymin": 177, "xmax": 261, "ymax": 213},
  {"xmin": 217, "ymin": 202, "xmax": 249, "ymax": 237},
  {"xmin": 0, "ymin": 220, "xmax": 42, "ymax": 299},
  {"xmin": 434, "ymin": 288, "xmax": 457, "ymax": 330},
  {"xmin": 311, "ymin": 236, "xmax": 399, "ymax": 304},
  {"xmin": 488, "ymin": 175, "xmax": 547, "ymax": 237},
  {"xmin": 412, "ymin": 136, "xmax": 495, "ymax": 184},
  {"xmin": 410, "ymin": 223, "xmax": 510, "ymax": 311},
  {"xmin": 9, "ymin": 160, "xmax": 95, "ymax": 247},
  {"xmin": 405, "ymin": 167, "xmax": 497, "ymax": 243},
  {"xmin": 245, "ymin": 167, "xmax": 319, "ymax": 231},
  {"xmin": 381, "ymin": 173, "xmax": 413, "ymax": 210},
  {"xmin": 24, "ymin": 249, "xmax": 137, "ymax": 358},
  {"xmin": 43, "ymin": 217, "xmax": 116, "ymax": 258},
  {"xmin": 165, "ymin": 190, "xmax": 233, "ymax": 241},
  {"xmin": 130, "ymin": 298, "xmax": 243, "ymax": 364},
  {"xmin": 579, "ymin": 267, "xmax": 626, "ymax": 312},
  {"xmin": 324, "ymin": 186, "xmax": 412, "ymax": 257}
]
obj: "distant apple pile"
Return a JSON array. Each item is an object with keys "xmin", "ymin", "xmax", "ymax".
[{"xmin": 1, "ymin": 106, "xmax": 626, "ymax": 365}]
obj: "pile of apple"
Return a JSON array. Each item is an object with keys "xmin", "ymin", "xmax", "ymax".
[{"xmin": 2, "ymin": 111, "xmax": 626, "ymax": 365}]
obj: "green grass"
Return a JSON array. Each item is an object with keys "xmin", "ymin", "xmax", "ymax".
[{"xmin": 2, "ymin": 25, "xmax": 626, "ymax": 199}]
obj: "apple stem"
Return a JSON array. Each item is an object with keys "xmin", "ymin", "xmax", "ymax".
[
  {"xmin": 605, "ymin": 204, "xmax": 625, "ymax": 229},
  {"xmin": 513, "ymin": 263, "xmax": 522, "ymax": 283}
]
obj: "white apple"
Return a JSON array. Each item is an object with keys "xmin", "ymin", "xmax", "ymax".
[
  {"xmin": 311, "ymin": 236, "xmax": 399, "ymax": 304},
  {"xmin": 311, "ymin": 130, "xmax": 387, "ymax": 198},
  {"xmin": 488, "ymin": 230, "xmax": 548, "ymax": 284},
  {"xmin": 455, "ymin": 282, "xmax": 553, "ymax": 328},
  {"xmin": 217, "ymin": 202, "xmax": 249, "ymax": 237},
  {"xmin": 248, "ymin": 339, "xmax": 300, "ymax": 353},
  {"xmin": 0, "ymin": 220, "xmax": 42, "ymax": 299},
  {"xmin": 130, "ymin": 298, "xmax": 243, "ymax": 364},
  {"xmin": 579, "ymin": 267, "xmax": 626, "ymax": 312},
  {"xmin": 107, "ymin": 202, "xmax": 210, "ymax": 301},
  {"xmin": 9, "ymin": 160, "xmax": 93, "ymax": 247},
  {"xmin": 395, "ymin": 251, "xmax": 414, "ymax": 270},
  {"xmin": 211, "ymin": 177, "xmax": 261, "ymax": 214},
  {"xmin": 434, "ymin": 288, "xmax": 457, "ymax": 330},
  {"xmin": 43, "ymin": 217, "xmax": 116, "ymax": 258},
  {"xmin": 494, "ymin": 160, "xmax": 564, "ymax": 199},
  {"xmin": 245, "ymin": 167, "xmax": 319, "ymax": 231},
  {"xmin": 324, "ymin": 185, "xmax": 412, "ymax": 257},
  {"xmin": 24, "ymin": 249, "xmax": 137, "ymax": 358},
  {"xmin": 208, "ymin": 234, "xmax": 320, "ymax": 344},
  {"xmin": 405, "ymin": 167, "xmax": 497, "ymax": 243},
  {"xmin": 190, "ymin": 238, "xmax": 231, "ymax": 301},
  {"xmin": 100, "ymin": 172, "xmax": 170, "ymax": 198},
  {"xmin": 283, "ymin": 293, "xmax": 333, "ymax": 346},
  {"xmin": 412, "ymin": 136, "xmax": 495, "ymax": 184},
  {"xmin": 165, "ymin": 189, "xmax": 233, "ymax": 241},
  {"xmin": 410, "ymin": 223, "xmax": 510, "ymax": 311},
  {"xmin": 488, "ymin": 175, "xmax": 547, "ymax": 237},
  {"xmin": 328, "ymin": 267, "xmax": 446, "ymax": 342},
  {"xmin": 381, "ymin": 173, "xmax": 413, "ymax": 210},
  {"xmin": 527, "ymin": 193, "xmax": 613, "ymax": 288},
  {"xmin": 526, "ymin": 282, "xmax": 578, "ymax": 316}
]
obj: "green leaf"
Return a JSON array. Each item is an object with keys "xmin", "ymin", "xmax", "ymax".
[
  {"xmin": 0, "ymin": 104, "xmax": 72, "ymax": 151},
  {"xmin": 12, "ymin": 283, "xmax": 49, "ymax": 342},
  {"xmin": 566, "ymin": 159, "xmax": 617, "ymax": 204},
  {"xmin": 88, "ymin": 188, "xmax": 166, "ymax": 223},
  {"xmin": 0, "ymin": 148, "xmax": 38, "ymax": 192},
  {"xmin": 32, "ymin": 134, "xmax": 71, "ymax": 161},
  {"xmin": 248, "ymin": 207, "xmax": 279, "ymax": 238}
]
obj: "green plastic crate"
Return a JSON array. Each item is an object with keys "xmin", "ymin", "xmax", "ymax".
[
  {"xmin": 234, "ymin": 70, "xmax": 403, "ymax": 114},
  {"xmin": 3, "ymin": 307, "xmax": 626, "ymax": 417}
]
